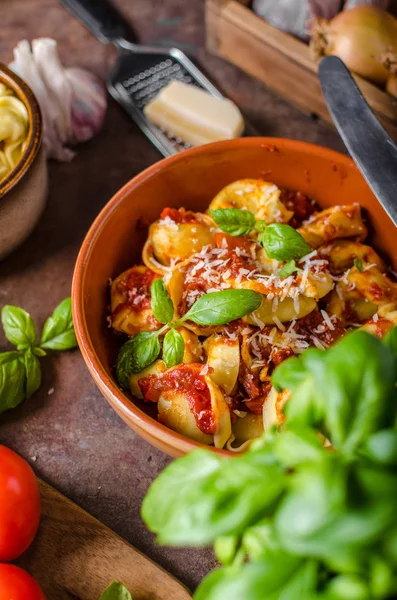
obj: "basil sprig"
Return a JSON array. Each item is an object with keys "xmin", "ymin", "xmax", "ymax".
[
  {"xmin": 183, "ymin": 289, "xmax": 261, "ymax": 326},
  {"xmin": 40, "ymin": 297, "xmax": 77, "ymax": 350},
  {"xmin": 259, "ymin": 223, "xmax": 311, "ymax": 261},
  {"xmin": 354, "ymin": 258, "xmax": 364, "ymax": 272},
  {"xmin": 99, "ymin": 581, "xmax": 132, "ymax": 600},
  {"xmin": 150, "ymin": 278, "xmax": 174, "ymax": 323},
  {"xmin": 0, "ymin": 298, "xmax": 78, "ymax": 415},
  {"xmin": 210, "ymin": 208, "xmax": 256, "ymax": 237},
  {"xmin": 210, "ymin": 207, "xmax": 311, "ymax": 261},
  {"xmin": 278, "ymin": 260, "xmax": 302, "ymax": 279},
  {"xmin": 116, "ymin": 281, "xmax": 261, "ymax": 386},
  {"xmin": 163, "ymin": 329, "xmax": 185, "ymax": 368},
  {"xmin": 142, "ymin": 327, "xmax": 397, "ymax": 600}
]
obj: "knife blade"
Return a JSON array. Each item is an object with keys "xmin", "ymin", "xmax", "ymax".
[{"xmin": 318, "ymin": 55, "xmax": 397, "ymax": 228}]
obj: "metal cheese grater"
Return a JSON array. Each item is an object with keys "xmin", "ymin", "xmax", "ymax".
[{"xmin": 60, "ymin": 0, "xmax": 229, "ymax": 157}]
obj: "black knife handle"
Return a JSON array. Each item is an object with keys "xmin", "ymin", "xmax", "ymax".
[
  {"xmin": 59, "ymin": 0, "xmax": 137, "ymax": 44},
  {"xmin": 319, "ymin": 55, "xmax": 397, "ymax": 227}
]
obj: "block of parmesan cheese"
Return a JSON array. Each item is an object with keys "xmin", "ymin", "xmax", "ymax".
[{"xmin": 143, "ymin": 80, "xmax": 245, "ymax": 146}]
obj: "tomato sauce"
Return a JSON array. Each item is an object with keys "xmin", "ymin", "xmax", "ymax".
[
  {"xmin": 215, "ymin": 233, "xmax": 254, "ymax": 253},
  {"xmin": 160, "ymin": 207, "xmax": 198, "ymax": 224},
  {"xmin": 139, "ymin": 364, "xmax": 216, "ymax": 435},
  {"xmin": 178, "ymin": 246, "xmax": 256, "ymax": 316},
  {"xmin": 116, "ymin": 268, "xmax": 158, "ymax": 311},
  {"xmin": 112, "ymin": 268, "xmax": 160, "ymax": 326},
  {"xmin": 296, "ymin": 310, "xmax": 346, "ymax": 346},
  {"xmin": 280, "ymin": 190, "xmax": 318, "ymax": 228}
]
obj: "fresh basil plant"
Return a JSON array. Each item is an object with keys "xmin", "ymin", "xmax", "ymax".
[{"xmin": 142, "ymin": 327, "xmax": 397, "ymax": 600}]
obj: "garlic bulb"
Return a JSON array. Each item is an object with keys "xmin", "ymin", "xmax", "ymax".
[{"xmin": 9, "ymin": 38, "xmax": 107, "ymax": 161}]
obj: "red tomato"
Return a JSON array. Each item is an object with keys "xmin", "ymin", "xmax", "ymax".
[
  {"xmin": 0, "ymin": 564, "xmax": 45, "ymax": 600},
  {"xmin": 0, "ymin": 446, "xmax": 40, "ymax": 561}
]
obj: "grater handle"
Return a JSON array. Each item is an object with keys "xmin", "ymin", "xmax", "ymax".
[{"xmin": 59, "ymin": 0, "xmax": 137, "ymax": 45}]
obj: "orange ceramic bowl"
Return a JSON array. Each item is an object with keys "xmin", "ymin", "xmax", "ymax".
[{"xmin": 72, "ymin": 138, "xmax": 397, "ymax": 458}]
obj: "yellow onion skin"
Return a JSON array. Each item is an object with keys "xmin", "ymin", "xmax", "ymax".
[
  {"xmin": 312, "ymin": 6, "xmax": 397, "ymax": 85},
  {"xmin": 386, "ymin": 75, "xmax": 397, "ymax": 97}
]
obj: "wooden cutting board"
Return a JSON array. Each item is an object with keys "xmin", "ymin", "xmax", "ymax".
[{"xmin": 16, "ymin": 480, "xmax": 192, "ymax": 600}]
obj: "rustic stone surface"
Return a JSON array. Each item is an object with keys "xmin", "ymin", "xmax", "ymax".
[{"xmin": 0, "ymin": 0, "xmax": 345, "ymax": 592}]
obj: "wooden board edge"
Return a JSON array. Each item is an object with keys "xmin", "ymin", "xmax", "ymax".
[{"xmin": 35, "ymin": 479, "xmax": 192, "ymax": 599}]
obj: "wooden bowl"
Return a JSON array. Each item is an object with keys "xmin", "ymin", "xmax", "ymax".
[
  {"xmin": 0, "ymin": 63, "xmax": 48, "ymax": 259},
  {"xmin": 72, "ymin": 138, "xmax": 397, "ymax": 457}
]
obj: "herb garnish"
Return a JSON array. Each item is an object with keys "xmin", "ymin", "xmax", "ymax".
[
  {"xmin": 115, "ymin": 283, "xmax": 261, "ymax": 384},
  {"xmin": 278, "ymin": 259, "xmax": 303, "ymax": 279},
  {"xmin": 354, "ymin": 258, "xmax": 364, "ymax": 272},
  {"xmin": 142, "ymin": 327, "xmax": 397, "ymax": 600},
  {"xmin": 209, "ymin": 208, "xmax": 256, "ymax": 237},
  {"xmin": 210, "ymin": 207, "xmax": 311, "ymax": 261},
  {"xmin": 99, "ymin": 581, "xmax": 132, "ymax": 599},
  {"xmin": 0, "ymin": 298, "xmax": 77, "ymax": 414}
]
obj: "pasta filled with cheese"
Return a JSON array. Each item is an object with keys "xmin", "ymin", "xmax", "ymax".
[
  {"xmin": 109, "ymin": 178, "xmax": 397, "ymax": 451},
  {"xmin": 140, "ymin": 363, "xmax": 231, "ymax": 448},
  {"xmin": 143, "ymin": 207, "xmax": 215, "ymax": 273},
  {"xmin": 208, "ymin": 179, "xmax": 293, "ymax": 223},
  {"xmin": 110, "ymin": 265, "xmax": 160, "ymax": 335},
  {"xmin": 0, "ymin": 83, "xmax": 29, "ymax": 181}
]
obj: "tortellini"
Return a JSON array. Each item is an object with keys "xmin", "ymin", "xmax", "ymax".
[
  {"xmin": 143, "ymin": 207, "xmax": 215, "ymax": 272},
  {"xmin": 318, "ymin": 240, "xmax": 385, "ymax": 274},
  {"xmin": 145, "ymin": 364, "xmax": 232, "ymax": 448},
  {"xmin": 208, "ymin": 179, "xmax": 293, "ymax": 223},
  {"xmin": 110, "ymin": 265, "xmax": 160, "ymax": 335},
  {"xmin": 204, "ymin": 334, "xmax": 240, "ymax": 395},
  {"xmin": 298, "ymin": 204, "xmax": 367, "ymax": 248},
  {"xmin": 245, "ymin": 296, "xmax": 317, "ymax": 325},
  {"xmin": 0, "ymin": 83, "xmax": 29, "ymax": 181},
  {"xmin": 109, "ymin": 178, "xmax": 397, "ymax": 451}
]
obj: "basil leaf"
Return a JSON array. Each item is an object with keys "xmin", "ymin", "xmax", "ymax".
[
  {"xmin": 0, "ymin": 352, "xmax": 26, "ymax": 414},
  {"xmin": 278, "ymin": 260, "xmax": 302, "ymax": 279},
  {"xmin": 317, "ymin": 331, "xmax": 396, "ymax": 455},
  {"xmin": 142, "ymin": 448, "xmax": 285, "ymax": 545},
  {"xmin": 325, "ymin": 574, "xmax": 370, "ymax": 599},
  {"xmin": 210, "ymin": 208, "xmax": 256, "ymax": 237},
  {"xmin": 24, "ymin": 348, "xmax": 41, "ymax": 399},
  {"xmin": 40, "ymin": 297, "xmax": 78, "ymax": 351},
  {"xmin": 150, "ymin": 279, "xmax": 174, "ymax": 324},
  {"xmin": 272, "ymin": 349, "xmax": 323, "ymax": 393},
  {"xmin": 354, "ymin": 258, "xmax": 364, "ymax": 272},
  {"xmin": 116, "ymin": 332, "xmax": 161, "ymax": 388},
  {"xmin": 274, "ymin": 427, "xmax": 324, "ymax": 467},
  {"xmin": 99, "ymin": 581, "xmax": 132, "ymax": 600},
  {"xmin": 360, "ymin": 430, "xmax": 397, "ymax": 466},
  {"xmin": 383, "ymin": 325, "xmax": 397, "ymax": 362},
  {"xmin": 260, "ymin": 224, "xmax": 311, "ymax": 261},
  {"xmin": 1, "ymin": 305, "xmax": 36, "ymax": 348},
  {"xmin": 183, "ymin": 289, "xmax": 262, "ymax": 326},
  {"xmin": 214, "ymin": 535, "xmax": 239, "ymax": 566},
  {"xmin": 163, "ymin": 328, "xmax": 184, "ymax": 368},
  {"xmin": 195, "ymin": 554, "xmax": 317, "ymax": 600},
  {"xmin": 242, "ymin": 519, "xmax": 279, "ymax": 560},
  {"xmin": 276, "ymin": 454, "xmax": 396, "ymax": 562}
]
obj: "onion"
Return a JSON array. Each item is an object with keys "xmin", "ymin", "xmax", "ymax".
[
  {"xmin": 310, "ymin": 6, "xmax": 397, "ymax": 85},
  {"xmin": 381, "ymin": 51, "xmax": 397, "ymax": 96}
]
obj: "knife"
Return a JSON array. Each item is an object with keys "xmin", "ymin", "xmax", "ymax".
[{"xmin": 318, "ymin": 55, "xmax": 397, "ymax": 228}]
